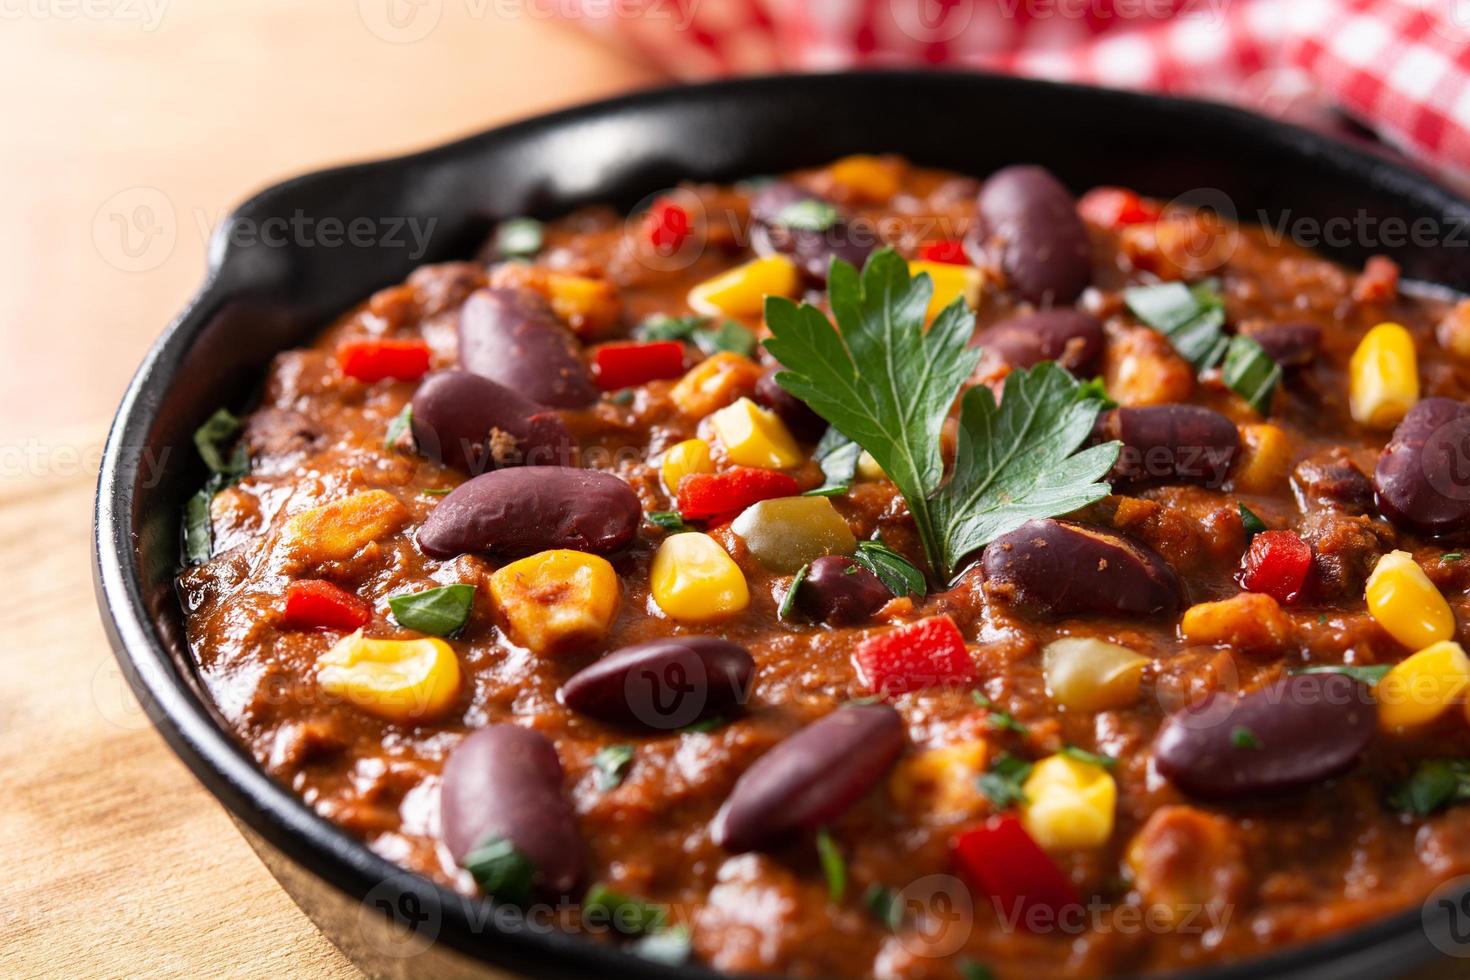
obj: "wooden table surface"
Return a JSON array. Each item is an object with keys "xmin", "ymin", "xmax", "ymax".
[{"xmin": 0, "ymin": 5, "xmax": 658, "ymax": 975}]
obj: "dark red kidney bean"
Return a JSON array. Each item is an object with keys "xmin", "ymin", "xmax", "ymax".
[
  {"xmin": 798, "ymin": 555, "xmax": 892, "ymax": 625},
  {"xmin": 974, "ymin": 309, "xmax": 1104, "ymax": 376},
  {"xmin": 748, "ymin": 181, "xmax": 874, "ymax": 283},
  {"xmin": 1242, "ymin": 322, "xmax": 1322, "ymax": 368},
  {"xmin": 755, "ymin": 367, "xmax": 826, "ymax": 441},
  {"xmin": 1097, "ymin": 405, "xmax": 1240, "ymax": 488},
  {"xmin": 981, "ymin": 518, "xmax": 1182, "ymax": 618},
  {"xmin": 1153, "ymin": 673, "xmax": 1375, "ymax": 799},
  {"xmin": 556, "ymin": 637, "xmax": 755, "ymax": 731},
  {"xmin": 971, "ymin": 165, "xmax": 1090, "ymax": 305},
  {"xmin": 411, "ymin": 370, "xmax": 573, "ymax": 473},
  {"xmin": 440, "ymin": 725, "xmax": 584, "ymax": 894},
  {"xmin": 417, "ymin": 466, "xmax": 640, "ymax": 559},
  {"xmin": 711, "ymin": 704, "xmax": 904, "ymax": 852},
  {"xmin": 458, "ymin": 288, "xmax": 597, "ymax": 409},
  {"xmin": 1375, "ymin": 397, "xmax": 1470, "ymax": 536}
]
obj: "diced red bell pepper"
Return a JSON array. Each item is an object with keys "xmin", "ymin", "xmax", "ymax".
[
  {"xmin": 917, "ymin": 239, "xmax": 970, "ymax": 265},
  {"xmin": 281, "ymin": 580, "xmax": 373, "ymax": 631},
  {"xmin": 1078, "ymin": 187, "xmax": 1161, "ymax": 229},
  {"xmin": 852, "ymin": 615, "xmax": 974, "ymax": 696},
  {"xmin": 336, "ymin": 337, "xmax": 431, "ymax": 383},
  {"xmin": 951, "ymin": 816, "xmax": 1081, "ymax": 930},
  {"xmin": 1237, "ymin": 529, "xmax": 1313, "ymax": 604},
  {"xmin": 643, "ymin": 197, "xmax": 691, "ymax": 255},
  {"xmin": 676, "ymin": 467, "xmax": 800, "ymax": 520},
  {"xmin": 593, "ymin": 341, "xmax": 687, "ymax": 390}
]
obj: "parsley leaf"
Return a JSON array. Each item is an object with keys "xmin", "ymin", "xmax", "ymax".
[
  {"xmin": 493, "ymin": 217, "xmax": 543, "ymax": 258},
  {"xmin": 388, "ymin": 584, "xmax": 475, "ymax": 636},
  {"xmin": 1294, "ymin": 664, "xmax": 1391, "ymax": 685},
  {"xmin": 1239, "ymin": 502, "xmax": 1267, "ymax": 541},
  {"xmin": 850, "ymin": 539, "xmax": 925, "ymax": 599},
  {"xmin": 631, "ymin": 925, "xmax": 691, "ymax": 965},
  {"xmin": 647, "ymin": 510, "xmax": 691, "ymax": 533},
  {"xmin": 863, "ymin": 884, "xmax": 904, "ymax": 930},
  {"xmin": 1124, "ymin": 278, "xmax": 1228, "ymax": 371},
  {"xmin": 384, "ymin": 402, "xmax": 414, "ymax": 451},
  {"xmin": 815, "ymin": 828, "xmax": 846, "ymax": 903},
  {"xmin": 778, "ymin": 563, "xmax": 811, "ymax": 621},
  {"xmin": 583, "ymin": 884, "xmax": 666, "ymax": 936},
  {"xmin": 194, "ymin": 408, "xmax": 247, "ymax": 476},
  {"xmin": 1221, "ymin": 334, "xmax": 1282, "ymax": 415},
  {"xmin": 1388, "ymin": 759, "xmax": 1470, "ymax": 815},
  {"xmin": 810, "ymin": 426, "xmax": 862, "ymax": 496},
  {"xmin": 774, "ymin": 198, "xmax": 839, "ymax": 232},
  {"xmin": 1061, "ymin": 745, "xmax": 1119, "ymax": 770},
  {"xmin": 592, "ymin": 744, "xmax": 635, "ymax": 791},
  {"xmin": 977, "ymin": 753, "xmax": 1032, "ymax": 809},
  {"xmin": 462, "ymin": 834, "xmax": 535, "ymax": 905},
  {"xmin": 765, "ymin": 249, "xmax": 1116, "ymax": 581},
  {"xmin": 1231, "ymin": 726, "xmax": 1262, "ymax": 750},
  {"xmin": 972, "ymin": 691, "xmax": 1027, "ymax": 735}
]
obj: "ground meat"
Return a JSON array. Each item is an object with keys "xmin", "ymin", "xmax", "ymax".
[
  {"xmin": 1299, "ymin": 510, "xmax": 1396, "ymax": 601},
  {"xmin": 1292, "ymin": 449, "xmax": 1376, "ymax": 515},
  {"xmin": 242, "ymin": 407, "xmax": 322, "ymax": 461}
]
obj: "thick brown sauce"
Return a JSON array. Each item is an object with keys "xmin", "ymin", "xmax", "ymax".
[{"xmin": 180, "ymin": 159, "xmax": 1470, "ymax": 978}]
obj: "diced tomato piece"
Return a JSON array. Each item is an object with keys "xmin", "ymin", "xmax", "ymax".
[
  {"xmin": 1237, "ymin": 529, "xmax": 1313, "ymax": 604},
  {"xmin": 593, "ymin": 341, "xmax": 686, "ymax": 390},
  {"xmin": 281, "ymin": 580, "xmax": 373, "ymax": 631},
  {"xmin": 852, "ymin": 615, "xmax": 974, "ymax": 695},
  {"xmin": 917, "ymin": 239, "xmax": 969, "ymax": 265},
  {"xmin": 336, "ymin": 337, "xmax": 431, "ymax": 383},
  {"xmin": 676, "ymin": 468, "xmax": 800, "ymax": 520},
  {"xmin": 644, "ymin": 197, "xmax": 691, "ymax": 255},
  {"xmin": 1078, "ymin": 186, "xmax": 1161, "ymax": 229},
  {"xmin": 951, "ymin": 816, "xmax": 1081, "ymax": 929}
]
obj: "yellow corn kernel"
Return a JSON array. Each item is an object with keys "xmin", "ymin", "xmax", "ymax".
[
  {"xmin": 279, "ymin": 490, "xmax": 409, "ymax": 564},
  {"xmin": 709, "ymin": 397, "xmax": 804, "ymax": 469},
  {"xmin": 1179, "ymin": 592, "xmax": 1294, "ymax": 659},
  {"xmin": 856, "ymin": 450, "xmax": 887, "ymax": 481},
  {"xmin": 1377, "ymin": 640, "xmax": 1470, "ymax": 733},
  {"xmin": 1233, "ymin": 423, "xmax": 1293, "ymax": 493},
  {"xmin": 650, "ymin": 532, "xmax": 749, "ymax": 623},
  {"xmin": 687, "ymin": 255, "xmax": 799, "ymax": 319},
  {"xmin": 489, "ymin": 550, "xmax": 620, "ymax": 656},
  {"xmin": 661, "ymin": 438, "xmax": 714, "ymax": 493},
  {"xmin": 1022, "ymin": 754, "xmax": 1117, "ymax": 850},
  {"xmin": 545, "ymin": 272, "xmax": 619, "ymax": 337},
  {"xmin": 1349, "ymin": 322, "xmax": 1419, "ymax": 428},
  {"xmin": 669, "ymin": 352, "xmax": 762, "ymax": 418},
  {"xmin": 1367, "ymin": 551, "xmax": 1456, "ymax": 651},
  {"xmin": 888, "ymin": 740, "xmax": 988, "ymax": 822},
  {"xmin": 317, "ymin": 630, "xmax": 460, "ymax": 722},
  {"xmin": 829, "ymin": 154, "xmax": 903, "ymax": 202},
  {"xmin": 1042, "ymin": 637, "xmax": 1150, "ymax": 712},
  {"xmin": 909, "ymin": 261, "xmax": 982, "ymax": 322}
]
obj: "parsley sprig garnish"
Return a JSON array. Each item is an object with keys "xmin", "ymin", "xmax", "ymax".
[{"xmin": 765, "ymin": 249, "xmax": 1118, "ymax": 582}]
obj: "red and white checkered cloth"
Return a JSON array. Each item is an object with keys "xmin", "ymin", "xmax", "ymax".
[{"xmin": 564, "ymin": 0, "xmax": 1470, "ymax": 175}]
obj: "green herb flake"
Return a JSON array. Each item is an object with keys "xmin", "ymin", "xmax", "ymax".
[
  {"xmin": 631, "ymin": 925, "xmax": 692, "ymax": 966},
  {"xmin": 1294, "ymin": 663, "xmax": 1391, "ymax": 685},
  {"xmin": 1388, "ymin": 759, "xmax": 1470, "ymax": 815},
  {"xmin": 635, "ymin": 313, "xmax": 705, "ymax": 343},
  {"xmin": 1444, "ymin": 552, "xmax": 1465, "ymax": 562},
  {"xmin": 779, "ymin": 563, "xmax": 812, "ymax": 622},
  {"xmin": 850, "ymin": 538, "xmax": 926, "ymax": 599},
  {"xmin": 387, "ymin": 583, "xmax": 476, "ymax": 637},
  {"xmin": 593, "ymin": 744, "xmax": 635, "ymax": 792},
  {"xmin": 183, "ymin": 486, "xmax": 215, "ymax": 565},
  {"xmin": 694, "ymin": 319, "xmax": 758, "ymax": 358},
  {"xmin": 765, "ymin": 250, "xmax": 1118, "ymax": 582},
  {"xmin": 1230, "ymin": 726, "xmax": 1262, "ymax": 750},
  {"xmin": 1239, "ymin": 502, "xmax": 1268, "ymax": 541},
  {"xmin": 977, "ymin": 753, "xmax": 1033, "ymax": 809},
  {"xmin": 807, "ymin": 426, "xmax": 861, "ymax": 497},
  {"xmin": 183, "ymin": 407, "xmax": 252, "ymax": 566},
  {"xmin": 815, "ymin": 828, "xmax": 846, "ymax": 903},
  {"xmin": 384, "ymin": 402, "xmax": 414, "ymax": 451},
  {"xmin": 647, "ymin": 510, "xmax": 692, "ymax": 533},
  {"xmin": 680, "ymin": 715, "xmax": 729, "ymax": 735},
  {"xmin": 462, "ymin": 834, "xmax": 535, "ymax": 906},
  {"xmin": 609, "ymin": 388, "xmax": 636, "ymax": 406},
  {"xmin": 863, "ymin": 884, "xmax": 903, "ymax": 931},
  {"xmin": 774, "ymin": 198, "xmax": 839, "ymax": 232},
  {"xmin": 959, "ymin": 961, "xmax": 996, "ymax": 980},
  {"xmin": 193, "ymin": 408, "xmax": 246, "ymax": 475},
  {"xmin": 1123, "ymin": 278, "xmax": 1229, "ymax": 371},
  {"xmin": 494, "ymin": 217, "xmax": 544, "ymax": 258},
  {"xmin": 973, "ymin": 691, "xmax": 1028, "ymax": 735},
  {"xmin": 1061, "ymin": 745, "xmax": 1119, "ymax": 770},
  {"xmin": 1221, "ymin": 334, "xmax": 1283, "ymax": 416},
  {"xmin": 583, "ymin": 883, "xmax": 666, "ymax": 936},
  {"xmin": 802, "ymin": 484, "xmax": 849, "ymax": 497},
  {"xmin": 422, "ymin": 487, "xmax": 454, "ymax": 496}
]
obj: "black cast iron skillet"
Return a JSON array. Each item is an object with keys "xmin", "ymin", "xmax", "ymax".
[{"xmin": 94, "ymin": 70, "xmax": 1470, "ymax": 979}]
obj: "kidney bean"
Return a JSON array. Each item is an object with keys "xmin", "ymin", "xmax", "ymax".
[
  {"xmin": 748, "ymin": 181, "xmax": 874, "ymax": 283},
  {"xmin": 972, "ymin": 165, "xmax": 1090, "ymax": 305},
  {"xmin": 440, "ymin": 725, "xmax": 584, "ymax": 894},
  {"xmin": 417, "ymin": 466, "xmax": 640, "ymax": 559},
  {"xmin": 1374, "ymin": 397, "xmax": 1470, "ymax": 536},
  {"xmin": 982, "ymin": 518, "xmax": 1182, "ymax": 618},
  {"xmin": 458, "ymin": 288, "xmax": 597, "ymax": 409},
  {"xmin": 410, "ymin": 370, "xmax": 573, "ymax": 473},
  {"xmin": 556, "ymin": 637, "xmax": 755, "ymax": 731},
  {"xmin": 755, "ymin": 367, "xmax": 826, "ymax": 441},
  {"xmin": 1097, "ymin": 405, "xmax": 1240, "ymax": 488},
  {"xmin": 974, "ymin": 309, "xmax": 1104, "ymax": 376},
  {"xmin": 798, "ymin": 555, "xmax": 892, "ymax": 625},
  {"xmin": 711, "ymin": 704, "xmax": 904, "ymax": 852},
  {"xmin": 1242, "ymin": 322, "xmax": 1322, "ymax": 368},
  {"xmin": 1153, "ymin": 673, "xmax": 1375, "ymax": 799}
]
